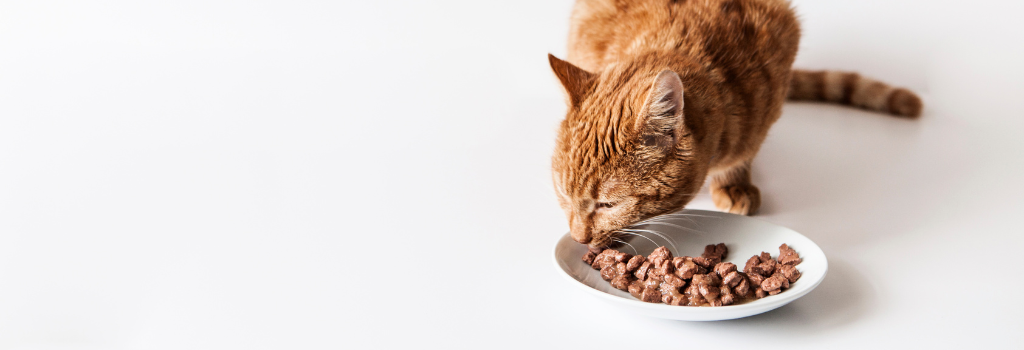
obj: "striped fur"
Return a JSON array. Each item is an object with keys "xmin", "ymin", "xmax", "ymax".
[{"xmin": 788, "ymin": 70, "xmax": 923, "ymax": 118}]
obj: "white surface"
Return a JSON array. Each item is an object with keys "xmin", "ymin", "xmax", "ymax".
[
  {"xmin": 0, "ymin": 0, "xmax": 1022, "ymax": 349},
  {"xmin": 554, "ymin": 209, "xmax": 828, "ymax": 321}
]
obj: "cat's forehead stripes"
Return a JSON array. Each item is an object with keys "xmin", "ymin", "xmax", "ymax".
[
  {"xmin": 553, "ymin": 61, "xmax": 686, "ymax": 205},
  {"xmin": 558, "ymin": 138, "xmax": 619, "ymax": 198},
  {"xmin": 557, "ymin": 69, "xmax": 654, "ymax": 199},
  {"xmin": 567, "ymin": 101, "xmax": 631, "ymax": 164}
]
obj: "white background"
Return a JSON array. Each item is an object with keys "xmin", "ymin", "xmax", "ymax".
[{"xmin": 1, "ymin": 0, "xmax": 1022, "ymax": 349}]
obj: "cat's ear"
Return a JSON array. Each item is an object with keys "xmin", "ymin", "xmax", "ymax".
[
  {"xmin": 548, "ymin": 54, "xmax": 595, "ymax": 107},
  {"xmin": 638, "ymin": 69, "xmax": 685, "ymax": 150}
]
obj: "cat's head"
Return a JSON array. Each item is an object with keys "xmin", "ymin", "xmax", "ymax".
[{"xmin": 548, "ymin": 54, "xmax": 706, "ymax": 248}]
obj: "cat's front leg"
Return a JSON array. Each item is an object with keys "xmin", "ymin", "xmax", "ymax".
[{"xmin": 709, "ymin": 161, "xmax": 761, "ymax": 216}]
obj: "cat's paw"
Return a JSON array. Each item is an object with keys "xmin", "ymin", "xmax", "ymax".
[{"xmin": 711, "ymin": 184, "xmax": 761, "ymax": 216}]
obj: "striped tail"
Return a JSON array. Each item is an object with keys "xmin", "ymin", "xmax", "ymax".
[{"xmin": 788, "ymin": 70, "xmax": 923, "ymax": 118}]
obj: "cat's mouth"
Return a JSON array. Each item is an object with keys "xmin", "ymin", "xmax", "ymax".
[{"xmin": 590, "ymin": 230, "xmax": 632, "ymax": 250}]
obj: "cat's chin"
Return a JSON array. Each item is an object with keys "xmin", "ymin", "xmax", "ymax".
[{"xmin": 587, "ymin": 236, "xmax": 614, "ymax": 249}]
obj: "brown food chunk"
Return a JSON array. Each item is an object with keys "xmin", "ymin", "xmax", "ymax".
[
  {"xmin": 722, "ymin": 271, "xmax": 742, "ymax": 287},
  {"xmin": 660, "ymin": 282, "xmax": 681, "ymax": 295},
  {"xmin": 710, "ymin": 273, "xmax": 722, "ymax": 286},
  {"xmin": 643, "ymin": 278, "xmax": 661, "ymax": 290},
  {"xmin": 661, "ymin": 289, "xmax": 687, "ymax": 305},
  {"xmin": 714, "ymin": 262, "xmax": 737, "ymax": 278},
  {"xmin": 772, "ymin": 271, "xmax": 790, "ymax": 289},
  {"xmin": 655, "ymin": 257, "xmax": 673, "ymax": 269},
  {"xmin": 684, "ymin": 284, "xmax": 705, "ymax": 305},
  {"xmin": 683, "ymin": 283, "xmax": 700, "ymax": 297},
  {"xmin": 615, "ymin": 262, "xmax": 629, "ymax": 276},
  {"xmin": 600, "ymin": 265, "xmax": 617, "ymax": 281},
  {"xmin": 611, "ymin": 275, "xmax": 631, "ymax": 290},
  {"xmin": 647, "ymin": 264, "xmax": 664, "ymax": 281},
  {"xmin": 780, "ymin": 264, "xmax": 802, "ymax": 283},
  {"xmin": 671, "ymin": 256, "xmax": 687, "ymax": 269},
  {"xmin": 720, "ymin": 285, "xmax": 735, "ymax": 306},
  {"xmin": 634, "ymin": 261, "xmax": 652, "ymax": 280},
  {"xmin": 715, "ymin": 243, "xmax": 728, "ymax": 259},
  {"xmin": 675, "ymin": 258, "xmax": 705, "ymax": 279},
  {"xmin": 582, "ymin": 250, "xmax": 598, "ymax": 265},
  {"xmin": 614, "ymin": 251, "xmax": 632, "ymax": 263},
  {"xmin": 702, "ymin": 243, "xmax": 728, "ymax": 260},
  {"xmin": 781, "ymin": 256, "xmax": 803, "ymax": 266},
  {"xmin": 692, "ymin": 256, "xmax": 719, "ymax": 269},
  {"xmin": 699, "ymin": 284, "xmax": 721, "ymax": 301},
  {"xmin": 702, "ymin": 244, "xmax": 719, "ymax": 258},
  {"xmin": 691, "ymin": 272, "xmax": 724, "ymax": 306},
  {"xmin": 744, "ymin": 255, "xmax": 761, "ymax": 273},
  {"xmin": 747, "ymin": 273, "xmax": 766, "ymax": 286},
  {"xmin": 647, "ymin": 268, "xmax": 664, "ymax": 282},
  {"xmin": 667, "ymin": 293, "xmax": 688, "ymax": 306},
  {"xmin": 691, "ymin": 274, "xmax": 714, "ymax": 286},
  {"xmin": 752, "ymin": 259, "xmax": 777, "ymax": 276},
  {"xmin": 759, "ymin": 251, "xmax": 772, "ymax": 263},
  {"xmin": 755, "ymin": 288, "xmax": 768, "ymax": 299},
  {"xmin": 735, "ymin": 277, "xmax": 751, "ymax": 297},
  {"xmin": 698, "ymin": 273, "xmax": 722, "ymax": 287},
  {"xmin": 761, "ymin": 274, "xmax": 786, "ymax": 292},
  {"xmin": 663, "ymin": 273, "xmax": 686, "ymax": 289},
  {"xmin": 593, "ymin": 250, "xmax": 618, "ymax": 269},
  {"xmin": 649, "ymin": 246, "xmax": 673, "ymax": 262},
  {"xmin": 778, "ymin": 244, "xmax": 802, "ymax": 266},
  {"xmin": 654, "ymin": 259, "xmax": 675, "ymax": 277},
  {"xmin": 626, "ymin": 255, "xmax": 646, "ymax": 272},
  {"xmin": 628, "ymin": 280, "xmax": 644, "ymax": 298},
  {"xmin": 640, "ymin": 287, "xmax": 662, "ymax": 303},
  {"xmin": 720, "ymin": 293, "xmax": 735, "ymax": 306},
  {"xmin": 768, "ymin": 289, "xmax": 782, "ymax": 295}
]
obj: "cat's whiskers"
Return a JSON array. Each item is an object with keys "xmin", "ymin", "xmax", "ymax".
[
  {"xmin": 635, "ymin": 211, "xmax": 721, "ymax": 227},
  {"xmin": 646, "ymin": 213, "xmax": 721, "ymax": 219},
  {"xmin": 638, "ymin": 211, "xmax": 720, "ymax": 221},
  {"xmin": 638, "ymin": 215, "xmax": 699, "ymax": 227},
  {"xmin": 610, "ymin": 238, "xmax": 638, "ymax": 255},
  {"xmin": 638, "ymin": 211, "xmax": 720, "ymax": 220},
  {"xmin": 612, "ymin": 230, "xmax": 661, "ymax": 249},
  {"xmin": 617, "ymin": 228, "xmax": 679, "ymax": 254},
  {"xmin": 634, "ymin": 221, "xmax": 708, "ymax": 236}
]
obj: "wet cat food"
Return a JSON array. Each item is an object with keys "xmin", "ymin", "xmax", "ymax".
[{"xmin": 583, "ymin": 243, "xmax": 802, "ymax": 306}]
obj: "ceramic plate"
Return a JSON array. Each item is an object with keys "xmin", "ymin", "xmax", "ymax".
[{"xmin": 552, "ymin": 209, "xmax": 827, "ymax": 321}]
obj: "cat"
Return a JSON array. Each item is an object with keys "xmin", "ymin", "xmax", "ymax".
[{"xmin": 549, "ymin": 0, "xmax": 922, "ymax": 248}]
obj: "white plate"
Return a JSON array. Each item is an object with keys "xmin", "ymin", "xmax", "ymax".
[{"xmin": 552, "ymin": 209, "xmax": 827, "ymax": 321}]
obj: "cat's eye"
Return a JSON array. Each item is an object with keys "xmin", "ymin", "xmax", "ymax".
[{"xmin": 596, "ymin": 202, "xmax": 615, "ymax": 209}]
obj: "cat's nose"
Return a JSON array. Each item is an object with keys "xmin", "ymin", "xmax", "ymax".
[
  {"xmin": 569, "ymin": 220, "xmax": 592, "ymax": 244},
  {"xmin": 571, "ymin": 232, "xmax": 591, "ymax": 244}
]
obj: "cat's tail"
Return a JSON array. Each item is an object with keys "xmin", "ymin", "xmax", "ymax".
[{"xmin": 787, "ymin": 69, "xmax": 923, "ymax": 118}]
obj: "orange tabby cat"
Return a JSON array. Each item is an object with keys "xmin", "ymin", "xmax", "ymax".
[{"xmin": 550, "ymin": 0, "xmax": 922, "ymax": 247}]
